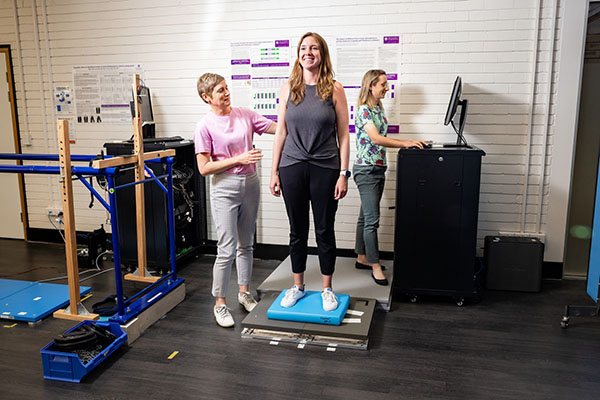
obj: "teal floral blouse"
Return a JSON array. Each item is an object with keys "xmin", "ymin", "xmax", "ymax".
[{"xmin": 354, "ymin": 104, "xmax": 388, "ymax": 167}]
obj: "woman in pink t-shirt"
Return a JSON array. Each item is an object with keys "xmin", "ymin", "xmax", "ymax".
[{"xmin": 194, "ymin": 73, "xmax": 276, "ymax": 328}]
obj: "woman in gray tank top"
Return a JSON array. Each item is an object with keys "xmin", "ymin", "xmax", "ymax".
[{"xmin": 269, "ymin": 32, "xmax": 350, "ymax": 312}]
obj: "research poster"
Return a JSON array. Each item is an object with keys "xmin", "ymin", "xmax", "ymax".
[
  {"xmin": 335, "ymin": 36, "xmax": 401, "ymax": 133},
  {"xmin": 72, "ymin": 64, "xmax": 144, "ymax": 124},
  {"xmin": 230, "ymin": 35, "xmax": 400, "ymax": 131},
  {"xmin": 230, "ymin": 40, "xmax": 293, "ymax": 119}
]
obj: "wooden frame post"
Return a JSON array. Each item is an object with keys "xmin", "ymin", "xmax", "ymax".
[
  {"xmin": 133, "ymin": 73, "xmax": 147, "ymax": 276},
  {"xmin": 122, "ymin": 74, "xmax": 161, "ymax": 283},
  {"xmin": 53, "ymin": 120, "xmax": 99, "ymax": 321}
]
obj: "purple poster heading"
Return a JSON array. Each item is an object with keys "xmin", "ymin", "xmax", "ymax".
[
  {"xmin": 275, "ymin": 40, "xmax": 289, "ymax": 47},
  {"xmin": 251, "ymin": 62, "xmax": 289, "ymax": 67},
  {"xmin": 383, "ymin": 36, "xmax": 400, "ymax": 44},
  {"xmin": 231, "ymin": 59, "xmax": 250, "ymax": 65},
  {"xmin": 231, "ymin": 74, "xmax": 251, "ymax": 80},
  {"xmin": 386, "ymin": 73, "xmax": 398, "ymax": 81},
  {"xmin": 387, "ymin": 125, "xmax": 400, "ymax": 134}
]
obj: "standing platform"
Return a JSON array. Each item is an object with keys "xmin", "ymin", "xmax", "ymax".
[
  {"xmin": 0, "ymin": 279, "xmax": 92, "ymax": 323},
  {"xmin": 241, "ymin": 291, "xmax": 376, "ymax": 350},
  {"xmin": 257, "ymin": 255, "xmax": 393, "ymax": 311}
]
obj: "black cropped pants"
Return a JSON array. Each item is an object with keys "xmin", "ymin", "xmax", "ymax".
[{"xmin": 279, "ymin": 162, "xmax": 339, "ymax": 276}]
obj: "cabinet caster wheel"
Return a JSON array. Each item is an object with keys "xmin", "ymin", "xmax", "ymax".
[
  {"xmin": 561, "ymin": 317, "xmax": 569, "ymax": 329},
  {"xmin": 409, "ymin": 295, "xmax": 418, "ymax": 303},
  {"xmin": 455, "ymin": 297, "xmax": 465, "ymax": 307}
]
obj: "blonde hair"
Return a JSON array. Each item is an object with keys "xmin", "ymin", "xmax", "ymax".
[
  {"xmin": 288, "ymin": 32, "xmax": 335, "ymax": 105},
  {"xmin": 197, "ymin": 73, "xmax": 225, "ymax": 104},
  {"xmin": 357, "ymin": 69, "xmax": 386, "ymax": 110}
]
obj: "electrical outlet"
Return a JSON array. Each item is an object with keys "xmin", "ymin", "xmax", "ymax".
[
  {"xmin": 46, "ymin": 206, "xmax": 62, "ymax": 216},
  {"xmin": 22, "ymin": 132, "xmax": 33, "ymax": 146}
]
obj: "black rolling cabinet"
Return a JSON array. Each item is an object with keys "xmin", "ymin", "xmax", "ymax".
[
  {"xmin": 393, "ymin": 146, "xmax": 485, "ymax": 304},
  {"xmin": 104, "ymin": 138, "xmax": 207, "ymax": 272}
]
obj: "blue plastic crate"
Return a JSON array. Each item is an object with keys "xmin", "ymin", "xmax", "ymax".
[{"xmin": 40, "ymin": 321, "xmax": 127, "ymax": 383}]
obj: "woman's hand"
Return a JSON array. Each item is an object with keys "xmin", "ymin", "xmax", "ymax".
[
  {"xmin": 270, "ymin": 174, "xmax": 281, "ymax": 197},
  {"xmin": 334, "ymin": 175, "xmax": 348, "ymax": 200},
  {"xmin": 236, "ymin": 148, "xmax": 263, "ymax": 165},
  {"xmin": 401, "ymin": 140, "xmax": 428, "ymax": 149}
]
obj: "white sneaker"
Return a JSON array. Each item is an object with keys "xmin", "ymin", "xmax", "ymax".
[
  {"xmin": 280, "ymin": 285, "xmax": 305, "ymax": 308},
  {"xmin": 238, "ymin": 291, "xmax": 258, "ymax": 312},
  {"xmin": 213, "ymin": 305, "xmax": 234, "ymax": 328},
  {"xmin": 321, "ymin": 288, "xmax": 338, "ymax": 311}
]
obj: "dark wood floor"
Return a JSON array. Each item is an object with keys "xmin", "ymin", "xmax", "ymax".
[{"xmin": 1, "ymin": 238, "xmax": 599, "ymax": 399}]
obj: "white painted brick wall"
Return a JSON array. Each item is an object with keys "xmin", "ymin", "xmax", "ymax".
[{"xmin": 0, "ymin": 0, "xmax": 564, "ymax": 257}]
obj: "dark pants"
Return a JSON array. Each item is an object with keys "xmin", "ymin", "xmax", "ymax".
[{"xmin": 279, "ymin": 162, "xmax": 339, "ymax": 275}]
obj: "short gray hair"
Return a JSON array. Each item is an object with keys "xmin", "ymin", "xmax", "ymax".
[{"xmin": 197, "ymin": 73, "xmax": 225, "ymax": 103}]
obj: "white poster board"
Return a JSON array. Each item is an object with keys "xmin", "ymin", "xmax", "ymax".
[
  {"xmin": 72, "ymin": 64, "xmax": 144, "ymax": 124},
  {"xmin": 54, "ymin": 85, "xmax": 76, "ymax": 140},
  {"xmin": 230, "ymin": 40, "xmax": 293, "ymax": 120},
  {"xmin": 335, "ymin": 36, "xmax": 401, "ymax": 134}
]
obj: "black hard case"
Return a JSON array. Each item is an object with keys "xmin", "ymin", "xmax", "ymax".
[{"xmin": 484, "ymin": 236, "xmax": 544, "ymax": 292}]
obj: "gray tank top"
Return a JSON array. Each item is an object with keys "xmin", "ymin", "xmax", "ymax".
[{"xmin": 280, "ymin": 84, "xmax": 340, "ymax": 169}]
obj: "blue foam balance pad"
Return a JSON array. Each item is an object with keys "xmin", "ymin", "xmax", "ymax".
[{"xmin": 267, "ymin": 290, "xmax": 350, "ymax": 326}]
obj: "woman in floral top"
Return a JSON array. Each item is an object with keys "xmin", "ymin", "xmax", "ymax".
[{"xmin": 353, "ymin": 69, "xmax": 428, "ymax": 285}]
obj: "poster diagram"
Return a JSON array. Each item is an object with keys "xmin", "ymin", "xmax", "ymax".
[
  {"xmin": 54, "ymin": 86, "xmax": 73, "ymax": 115},
  {"xmin": 72, "ymin": 64, "xmax": 144, "ymax": 124},
  {"xmin": 230, "ymin": 40, "xmax": 293, "ymax": 120},
  {"xmin": 54, "ymin": 86, "xmax": 75, "ymax": 141},
  {"xmin": 335, "ymin": 36, "xmax": 401, "ymax": 133}
]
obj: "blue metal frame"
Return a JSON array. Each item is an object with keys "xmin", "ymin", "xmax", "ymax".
[
  {"xmin": 106, "ymin": 156, "xmax": 182, "ymax": 324},
  {"xmin": 0, "ymin": 153, "xmax": 97, "ymax": 162},
  {"xmin": 0, "ymin": 165, "xmax": 113, "ymax": 176},
  {"xmin": 75, "ymin": 175, "xmax": 110, "ymax": 210},
  {"xmin": 0, "ymin": 153, "xmax": 183, "ymax": 324}
]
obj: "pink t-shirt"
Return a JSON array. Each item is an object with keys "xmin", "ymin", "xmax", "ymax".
[{"xmin": 194, "ymin": 107, "xmax": 273, "ymax": 175}]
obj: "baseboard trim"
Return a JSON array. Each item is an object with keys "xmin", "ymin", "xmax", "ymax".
[
  {"xmin": 27, "ymin": 227, "xmax": 87, "ymax": 245},
  {"xmin": 542, "ymin": 262, "xmax": 563, "ymax": 280},
  {"xmin": 25, "ymin": 229, "xmax": 563, "ymax": 277}
]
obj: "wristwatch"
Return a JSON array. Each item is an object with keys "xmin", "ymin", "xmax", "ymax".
[{"xmin": 340, "ymin": 170, "xmax": 351, "ymax": 178}]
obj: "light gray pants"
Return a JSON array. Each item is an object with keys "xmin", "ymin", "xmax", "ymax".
[{"xmin": 210, "ymin": 171, "xmax": 260, "ymax": 298}]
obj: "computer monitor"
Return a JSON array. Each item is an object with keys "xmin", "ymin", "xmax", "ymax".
[
  {"xmin": 130, "ymin": 84, "xmax": 155, "ymax": 138},
  {"xmin": 443, "ymin": 76, "xmax": 468, "ymax": 147},
  {"xmin": 139, "ymin": 85, "xmax": 153, "ymax": 123}
]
